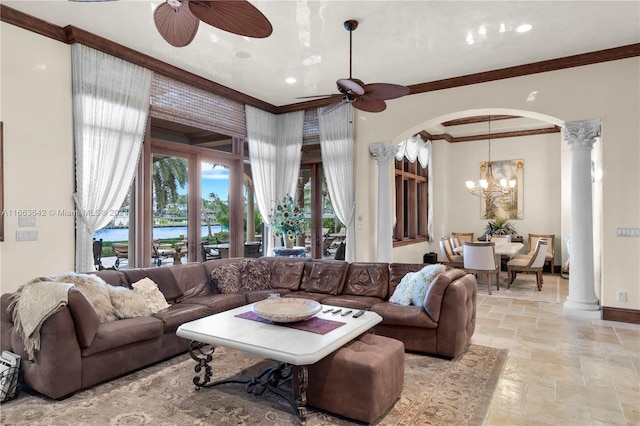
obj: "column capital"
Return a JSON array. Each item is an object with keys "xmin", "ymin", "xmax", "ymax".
[
  {"xmin": 564, "ymin": 119, "xmax": 601, "ymax": 150},
  {"xmin": 369, "ymin": 142, "xmax": 398, "ymax": 164}
]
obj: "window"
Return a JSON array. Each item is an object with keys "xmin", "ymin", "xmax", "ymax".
[{"xmin": 394, "ymin": 158, "xmax": 429, "ymax": 244}]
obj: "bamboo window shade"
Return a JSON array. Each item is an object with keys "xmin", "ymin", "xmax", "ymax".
[{"xmin": 150, "ymin": 73, "xmax": 246, "ymax": 138}]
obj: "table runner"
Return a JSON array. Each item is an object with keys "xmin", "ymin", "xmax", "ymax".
[{"xmin": 235, "ymin": 311, "xmax": 345, "ymax": 335}]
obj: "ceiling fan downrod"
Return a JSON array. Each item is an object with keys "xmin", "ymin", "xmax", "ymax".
[{"xmin": 344, "ymin": 20, "xmax": 358, "ymax": 79}]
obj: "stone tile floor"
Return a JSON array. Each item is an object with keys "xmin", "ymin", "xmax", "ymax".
[{"xmin": 475, "ymin": 274, "xmax": 640, "ymax": 425}]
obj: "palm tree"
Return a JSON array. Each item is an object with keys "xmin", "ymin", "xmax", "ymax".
[{"xmin": 152, "ymin": 156, "xmax": 187, "ymax": 213}]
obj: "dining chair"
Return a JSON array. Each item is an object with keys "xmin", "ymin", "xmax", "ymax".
[
  {"xmin": 489, "ymin": 235, "xmax": 511, "ymax": 245},
  {"xmin": 506, "ymin": 240, "xmax": 548, "ymax": 290},
  {"xmin": 439, "ymin": 237, "xmax": 464, "ymax": 268},
  {"xmin": 450, "ymin": 232, "xmax": 474, "ymax": 251},
  {"xmin": 463, "ymin": 242, "xmax": 500, "ymax": 295},
  {"xmin": 527, "ymin": 234, "xmax": 555, "ymax": 274}
]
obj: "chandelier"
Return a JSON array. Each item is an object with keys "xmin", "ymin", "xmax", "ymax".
[{"xmin": 465, "ymin": 116, "xmax": 516, "ymax": 201}]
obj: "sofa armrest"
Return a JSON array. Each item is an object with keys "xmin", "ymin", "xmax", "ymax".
[
  {"xmin": 5, "ymin": 300, "xmax": 83, "ymax": 399},
  {"xmin": 435, "ymin": 273, "xmax": 477, "ymax": 359}
]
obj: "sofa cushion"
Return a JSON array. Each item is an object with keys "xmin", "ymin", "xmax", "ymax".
[
  {"xmin": 122, "ymin": 268, "xmax": 183, "ymax": 303},
  {"xmin": 320, "ymin": 295, "xmax": 384, "ymax": 310},
  {"xmin": 268, "ymin": 260, "xmax": 305, "ymax": 290},
  {"xmin": 370, "ymin": 302, "xmax": 438, "ymax": 328},
  {"xmin": 152, "ymin": 303, "xmax": 214, "ymax": 332},
  {"xmin": 182, "ymin": 293, "xmax": 247, "ymax": 313},
  {"xmin": 170, "ymin": 263, "xmax": 210, "ymax": 298},
  {"xmin": 81, "ymin": 316, "xmax": 164, "ymax": 356},
  {"xmin": 342, "ymin": 263, "xmax": 389, "ymax": 299},
  {"xmin": 423, "ymin": 268, "xmax": 466, "ymax": 322},
  {"xmin": 304, "ymin": 261, "xmax": 349, "ymax": 295}
]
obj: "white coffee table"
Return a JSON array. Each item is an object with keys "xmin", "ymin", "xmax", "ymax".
[{"xmin": 176, "ymin": 303, "xmax": 382, "ymax": 422}]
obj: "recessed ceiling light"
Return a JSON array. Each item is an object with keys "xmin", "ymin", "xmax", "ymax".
[
  {"xmin": 285, "ymin": 77, "xmax": 297, "ymax": 84},
  {"xmin": 516, "ymin": 24, "xmax": 532, "ymax": 33},
  {"xmin": 235, "ymin": 51, "xmax": 251, "ymax": 59}
]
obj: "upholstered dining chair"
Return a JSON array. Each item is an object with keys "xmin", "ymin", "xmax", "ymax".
[
  {"xmin": 507, "ymin": 239, "xmax": 548, "ymax": 291},
  {"xmin": 450, "ymin": 232, "xmax": 474, "ymax": 251},
  {"xmin": 463, "ymin": 242, "xmax": 500, "ymax": 295},
  {"xmin": 439, "ymin": 237, "xmax": 464, "ymax": 268},
  {"xmin": 527, "ymin": 234, "xmax": 555, "ymax": 274},
  {"xmin": 489, "ymin": 234, "xmax": 511, "ymax": 245}
]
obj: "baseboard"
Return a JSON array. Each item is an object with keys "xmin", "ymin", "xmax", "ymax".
[{"xmin": 602, "ymin": 307, "xmax": 640, "ymax": 324}]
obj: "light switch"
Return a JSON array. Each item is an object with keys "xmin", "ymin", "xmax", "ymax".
[
  {"xmin": 16, "ymin": 230, "xmax": 38, "ymax": 241},
  {"xmin": 18, "ymin": 216, "xmax": 36, "ymax": 227}
]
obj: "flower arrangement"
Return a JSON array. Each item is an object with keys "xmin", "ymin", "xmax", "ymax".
[{"xmin": 271, "ymin": 194, "xmax": 306, "ymax": 244}]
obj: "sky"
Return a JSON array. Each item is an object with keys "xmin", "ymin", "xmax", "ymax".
[{"xmin": 177, "ymin": 163, "xmax": 230, "ymax": 201}]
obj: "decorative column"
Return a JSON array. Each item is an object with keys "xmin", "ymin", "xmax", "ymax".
[
  {"xmin": 369, "ymin": 142, "xmax": 398, "ymax": 262},
  {"xmin": 563, "ymin": 119, "xmax": 601, "ymax": 319},
  {"xmin": 245, "ymin": 178, "xmax": 256, "ymax": 242}
]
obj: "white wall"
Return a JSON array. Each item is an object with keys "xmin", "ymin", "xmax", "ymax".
[
  {"xmin": 0, "ymin": 23, "xmax": 75, "ymax": 293},
  {"xmin": 1, "ymin": 22, "xmax": 638, "ymax": 313},
  {"xmin": 355, "ymin": 58, "xmax": 640, "ymax": 310}
]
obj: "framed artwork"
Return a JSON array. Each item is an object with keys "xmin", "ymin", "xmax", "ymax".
[{"xmin": 480, "ymin": 159, "xmax": 524, "ymax": 220}]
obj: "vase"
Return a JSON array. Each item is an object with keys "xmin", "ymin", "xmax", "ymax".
[{"xmin": 285, "ymin": 237, "xmax": 294, "ymax": 249}]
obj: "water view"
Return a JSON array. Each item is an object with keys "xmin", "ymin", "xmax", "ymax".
[{"xmin": 94, "ymin": 225, "xmax": 225, "ymax": 242}]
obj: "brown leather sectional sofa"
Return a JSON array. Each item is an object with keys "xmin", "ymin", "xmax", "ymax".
[{"xmin": 0, "ymin": 257, "xmax": 477, "ymax": 400}]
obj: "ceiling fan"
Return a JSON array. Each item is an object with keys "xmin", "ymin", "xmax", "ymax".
[
  {"xmin": 302, "ymin": 20, "xmax": 410, "ymax": 115},
  {"xmin": 70, "ymin": 0, "xmax": 272, "ymax": 48}
]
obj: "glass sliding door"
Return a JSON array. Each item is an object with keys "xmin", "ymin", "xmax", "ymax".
[
  {"xmin": 151, "ymin": 153, "xmax": 188, "ymax": 266},
  {"xmin": 201, "ymin": 161, "xmax": 230, "ymax": 258}
]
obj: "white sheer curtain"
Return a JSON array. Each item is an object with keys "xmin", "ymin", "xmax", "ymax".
[
  {"xmin": 395, "ymin": 134, "xmax": 434, "ymax": 240},
  {"xmin": 319, "ymin": 105, "xmax": 356, "ymax": 261},
  {"xmin": 246, "ymin": 106, "xmax": 304, "ymax": 256},
  {"xmin": 72, "ymin": 44, "xmax": 152, "ymax": 271}
]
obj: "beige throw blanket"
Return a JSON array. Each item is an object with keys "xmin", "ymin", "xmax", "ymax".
[{"xmin": 7, "ymin": 277, "xmax": 72, "ymax": 360}]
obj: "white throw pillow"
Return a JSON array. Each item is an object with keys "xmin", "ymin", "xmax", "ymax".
[
  {"xmin": 411, "ymin": 264, "xmax": 447, "ymax": 306},
  {"xmin": 132, "ymin": 278, "xmax": 170, "ymax": 314},
  {"xmin": 389, "ymin": 271, "xmax": 420, "ymax": 306},
  {"xmin": 110, "ymin": 286, "xmax": 151, "ymax": 319}
]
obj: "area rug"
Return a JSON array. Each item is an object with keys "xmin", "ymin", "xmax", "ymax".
[
  {"xmin": 1, "ymin": 344, "xmax": 507, "ymax": 426},
  {"xmin": 475, "ymin": 272, "xmax": 566, "ymax": 303}
]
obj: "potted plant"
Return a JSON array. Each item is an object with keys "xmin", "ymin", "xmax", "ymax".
[{"xmin": 484, "ymin": 216, "xmax": 517, "ymax": 237}]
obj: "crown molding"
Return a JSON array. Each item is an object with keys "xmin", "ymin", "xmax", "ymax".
[{"xmin": 2, "ymin": 4, "xmax": 639, "ymax": 116}]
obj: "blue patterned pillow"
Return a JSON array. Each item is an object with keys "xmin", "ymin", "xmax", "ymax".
[{"xmin": 411, "ymin": 264, "xmax": 447, "ymax": 306}]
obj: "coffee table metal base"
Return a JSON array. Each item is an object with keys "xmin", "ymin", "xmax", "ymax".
[{"xmin": 187, "ymin": 341, "xmax": 309, "ymax": 423}]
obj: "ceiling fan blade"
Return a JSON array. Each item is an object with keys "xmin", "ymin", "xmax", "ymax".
[
  {"xmin": 189, "ymin": 0, "xmax": 272, "ymax": 38},
  {"xmin": 353, "ymin": 98, "xmax": 387, "ymax": 113},
  {"xmin": 154, "ymin": 1, "xmax": 200, "ymax": 47},
  {"xmin": 363, "ymin": 83, "xmax": 410, "ymax": 100},
  {"xmin": 337, "ymin": 78, "xmax": 365, "ymax": 96},
  {"xmin": 295, "ymin": 94, "xmax": 336, "ymax": 99},
  {"xmin": 322, "ymin": 97, "xmax": 348, "ymax": 115}
]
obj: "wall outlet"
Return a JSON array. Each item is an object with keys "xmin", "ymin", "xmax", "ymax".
[{"xmin": 617, "ymin": 291, "xmax": 627, "ymax": 302}]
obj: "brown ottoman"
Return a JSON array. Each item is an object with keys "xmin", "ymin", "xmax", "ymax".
[{"xmin": 303, "ymin": 333, "xmax": 405, "ymax": 423}]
